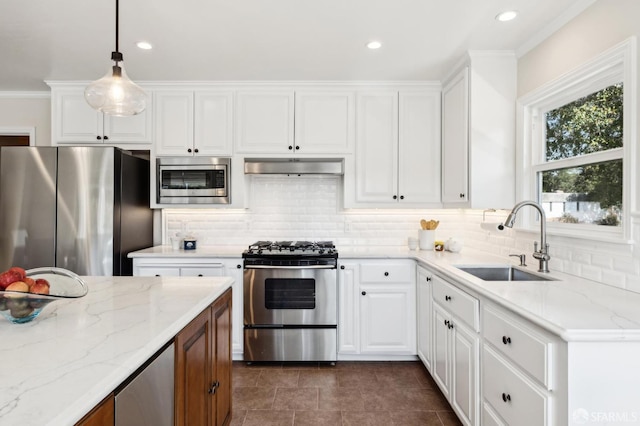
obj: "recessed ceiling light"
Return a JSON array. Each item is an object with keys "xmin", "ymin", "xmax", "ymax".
[
  {"xmin": 136, "ymin": 41, "xmax": 153, "ymax": 50},
  {"xmin": 495, "ymin": 10, "xmax": 518, "ymax": 22},
  {"xmin": 366, "ymin": 41, "xmax": 382, "ymax": 50}
]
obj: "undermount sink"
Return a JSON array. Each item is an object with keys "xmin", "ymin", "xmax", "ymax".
[{"xmin": 455, "ymin": 265, "xmax": 555, "ymax": 282}]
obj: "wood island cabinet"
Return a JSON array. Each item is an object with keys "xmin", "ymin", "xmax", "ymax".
[
  {"xmin": 75, "ymin": 394, "xmax": 114, "ymax": 426},
  {"xmin": 175, "ymin": 288, "xmax": 232, "ymax": 426}
]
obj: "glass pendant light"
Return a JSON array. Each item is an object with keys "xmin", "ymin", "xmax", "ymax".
[{"xmin": 84, "ymin": 0, "xmax": 146, "ymax": 116}]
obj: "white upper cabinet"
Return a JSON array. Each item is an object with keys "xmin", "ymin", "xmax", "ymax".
[
  {"xmin": 51, "ymin": 88, "xmax": 152, "ymax": 146},
  {"xmin": 294, "ymin": 91, "xmax": 355, "ymax": 154},
  {"xmin": 235, "ymin": 90, "xmax": 295, "ymax": 154},
  {"xmin": 154, "ymin": 90, "xmax": 233, "ymax": 156},
  {"xmin": 441, "ymin": 52, "xmax": 516, "ymax": 209},
  {"xmin": 347, "ymin": 88, "xmax": 441, "ymax": 208},
  {"xmin": 442, "ymin": 68, "xmax": 469, "ymax": 205}
]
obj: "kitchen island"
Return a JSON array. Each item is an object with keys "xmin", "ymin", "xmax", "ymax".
[{"xmin": 0, "ymin": 275, "xmax": 233, "ymax": 426}]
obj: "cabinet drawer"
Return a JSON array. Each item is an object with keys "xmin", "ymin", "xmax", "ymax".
[
  {"xmin": 483, "ymin": 346, "xmax": 549, "ymax": 426},
  {"xmin": 360, "ymin": 263, "xmax": 412, "ymax": 283},
  {"xmin": 483, "ymin": 305, "xmax": 552, "ymax": 389},
  {"xmin": 432, "ymin": 276, "xmax": 479, "ymax": 331},
  {"xmin": 136, "ymin": 267, "xmax": 180, "ymax": 277},
  {"xmin": 180, "ymin": 266, "xmax": 224, "ymax": 277}
]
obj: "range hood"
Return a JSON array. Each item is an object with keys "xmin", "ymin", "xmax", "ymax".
[{"xmin": 244, "ymin": 158, "xmax": 344, "ymax": 175}]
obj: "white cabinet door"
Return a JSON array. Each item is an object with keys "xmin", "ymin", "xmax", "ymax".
[
  {"xmin": 53, "ymin": 89, "xmax": 151, "ymax": 145},
  {"xmin": 360, "ymin": 282, "xmax": 416, "ymax": 355},
  {"xmin": 295, "ymin": 91, "xmax": 354, "ymax": 154},
  {"xmin": 221, "ymin": 259, "xmax": 244, "ymax": 358},
  {"xmin": 338, "ymin": 262, "xmax": 359, "ymax": 354},
  {"xmin": 235, "ymin": 90, "xmax": 294, "ymax": 154},
  {"xmin": 154, "ymin": 91, "xmax": 195, "ymax": 156},
  {"xmin": 54, "ymin": 91, "xmax": 104, "ymax": 143},
  {"xmin": 432, "ymin": 303, "xmax": 451, "ymax": 400},
  {"xmin": 441, "ymin": 67, "xmax": 469, "ymax": 205},
  {"xmin": 194, "ymin": 91, "xmax": 234, "ymax": 155},
  {"xmin": 398, "ymin": 91, "xmax": 441, "ymax": 205},
  {"xmin": 416, "ymin": 266, "xmax": 433, "ymax": 371},
  {"xmin": 452, "ymin": 319, "xmax": 479, "ymax": 426},
  {"xmin": 355, "ymin": 91, "xmax": 398, "ymax": 203}
]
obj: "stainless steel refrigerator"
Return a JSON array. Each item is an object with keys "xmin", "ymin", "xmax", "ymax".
[{"xmin": 0, "ymin": 146, "xmax": 153, "ymax": 276}]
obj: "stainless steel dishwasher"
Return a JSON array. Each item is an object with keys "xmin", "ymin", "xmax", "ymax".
[{"xmin": 115, "ymin": 342, "xmax": 174, "ymax": 425}]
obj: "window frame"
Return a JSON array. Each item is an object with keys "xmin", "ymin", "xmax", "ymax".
[{"xmin": 517, "ymin": 37, "xmax": 637, "ymax": 242}]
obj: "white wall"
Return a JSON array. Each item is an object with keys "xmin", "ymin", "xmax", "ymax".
[
  {"xmin": 0, "ymin": 96, "xmax": 51, "ymax": 146},
  {"xmin": 517, "ymin": 0, "xmax": 640, "ymax": 97},
  {"xmin": 163, "ymin": 176, "xmax": 640, "ymax": 295}
]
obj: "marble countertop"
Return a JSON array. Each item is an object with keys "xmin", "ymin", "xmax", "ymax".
[
  {"xmin": 128, "ymin": 245, "xmax": 246, "ymax": 258},
  {"xmin": 129, "ymin": 244, "xmax": 640, "ymax": 342},
  {"xmin": 0, "ymin": 275, "xmax": 233, "ymax": 426},
  {"xmin": 340, "ymin": 246, "xmax": 640, "ymax": 342}
]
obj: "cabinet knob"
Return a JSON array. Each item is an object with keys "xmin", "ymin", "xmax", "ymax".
[
  {"xmin": 295, "ymin": 145, "xmax": 300, "ymax": 150},
  {"xmin": 384, "ymin": 272, "xmax": 389, "ymax": 277},
  {"xmin": 459, "ymin": 193, "xmax": 465, "ymax": 198},
  {"xmin": 237, "ymin": 264, "xmax": 242, "ymax": 269},
  {"xmin": 187, "ymin": 148, "xmax": 192, "ymax": 153},
  {"xmin": 288, "ymin": 145, "xmax": 293, "ymax": 150},
  {"xmin": 502, "ymin": 393, "xmax": 511, "ymax": 402},
  {"xmin": 426, "ymin": 276, "xmax": 432, "ymax": 282},
  {"xmin": 445, "ymin": 295, "xmax": 451, "ymax": 301},
  {"xmin": 502, "ymin": 336, "xmax": 511, "ymax": 345},
  {"xmin": 444, "ymin": 319, "xmax": 449, "ymax": 326},
  {"xmin": 96, "ymin": 136, "xmax": 102, "ymax": 140},
  {"xmin": 361, "ymin": 291, "xmax": 366, "ymax": 296},
  {"xmin": 208, "ymin": 381, "xmax": 220, "ymax": 395},
  {"xmin": 194, "ymin": 148, "xmax": 199, "ymax": 153},
  {"xmin": 400, "ymin": 195, "xmax": 404, "ymax": 200},
  {"xmin": 155, "ymin": 274, "xmax": 160, "ymax": 277},
  {"xmin": 340, "ymin": 265, "xmax": 345, "ymax": 270},
  {"xmin": 448, "ymin": 322, "xmax": 454, "ymax": 329},
  {"xmin": 103, "ymin": 135, "xmax": 109, "ymax": 140},
  {"xmin": 393, "ymin": 195, "xmax": 398, "ymax": 200},
  {"xmin": 198, "ymin": 274, "xmax": 203, "ymax": 277}
]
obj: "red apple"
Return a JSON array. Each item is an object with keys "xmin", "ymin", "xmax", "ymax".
[
  {"xmin": 30, "ymin": 281, "xmax": 50, "ymax": 295},
  {"xmin": 8, "ymin": 267, "xmax": 26, "ymax": 280},
  {"xmin": 0, "ymin": 270, "xmax": 21, "ymax": 290},
  {"xmin": 5, "ymin": 281, "xmax": 29, "ymax": 293},
  {"xmin": 23, "ymin": 277, "xmax": 36, "ymax": 289}
]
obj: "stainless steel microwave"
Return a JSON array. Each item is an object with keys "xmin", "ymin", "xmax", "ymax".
[{"xmin": 157, "ymin": 157, "xmax": 230, "ymax": 204}]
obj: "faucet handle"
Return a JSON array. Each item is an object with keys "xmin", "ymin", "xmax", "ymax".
[
  {"xmin": 534, "ymin": 241, "xmax": 539, "ymax": 253},
  {"xmin": 509, "ymin": 254, "xmax": 527, "ymax": 267}
]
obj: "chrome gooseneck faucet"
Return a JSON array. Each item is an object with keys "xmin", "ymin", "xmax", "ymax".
[{"xmin": 499, "ymin": 201, "xmax": 551, "ymax": 273}]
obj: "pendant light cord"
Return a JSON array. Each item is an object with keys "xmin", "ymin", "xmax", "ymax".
[{"xmin": 115, "ymin": 0, "xmax": 119, "ymax": 54}]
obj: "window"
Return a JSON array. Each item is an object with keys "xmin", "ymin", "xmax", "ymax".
[
  {"xmin": 540, "ymin": 84, "xmax": 623, "ymax": 227},
  {"xmin": 519, "ymin": 38, "xmax": 635, "ymax": 240}
]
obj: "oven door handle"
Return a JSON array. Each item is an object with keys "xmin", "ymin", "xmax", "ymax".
[{"xmin": 244, "ymin": 265, "xmax": 336, "ymax": 270}]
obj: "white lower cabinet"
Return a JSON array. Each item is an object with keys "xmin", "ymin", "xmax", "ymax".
[
  {"xmin": 132, "ymin": 256, "xmax": 245, "ymax": 359},
  {"xmin": 416, "ymin": 266, "xmax": 433, "ymax": 371},
  {"xmin": 481, "ymin": 302, "xmax": 559, "ymax": 426},
  {"xmin": 431, "ymin": 275, "xmax": 479, "ymax": 426},
  {"xmin": 338, "ymin": 259, "xmax": 416, "ymax": 358}
]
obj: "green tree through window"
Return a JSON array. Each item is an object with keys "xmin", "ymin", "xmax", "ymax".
[{"xmin": 541, "ymin": 83, "xmax": 623, "ymax": 225}]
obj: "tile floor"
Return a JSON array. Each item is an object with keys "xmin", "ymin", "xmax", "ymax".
[{"xmin": 231, "ymin": 361, "xmax": 463, "ymax": 426}]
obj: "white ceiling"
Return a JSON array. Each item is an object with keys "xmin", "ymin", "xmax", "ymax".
[{"xmin": 0, "ymin": 0, "xmax": 592, "ymax": 91}]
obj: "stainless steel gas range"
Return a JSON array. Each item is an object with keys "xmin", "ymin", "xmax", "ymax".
[{"xmin": 242, "ymin": 241, "xmax": 338, "ymax": 362}]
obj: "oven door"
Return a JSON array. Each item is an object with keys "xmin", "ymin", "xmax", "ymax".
[{"xmin": 243, "ymin": 266, "xmax": 337, "ymax": 326}]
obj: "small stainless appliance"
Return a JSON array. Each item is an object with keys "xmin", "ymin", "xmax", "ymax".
[
  {"xmin": 243, "ymin": 241, "xmax": 338, "ymax": 362},
  {"xmin": 157, "ymin": 157, "xmax": 230, "ymax": 204}
]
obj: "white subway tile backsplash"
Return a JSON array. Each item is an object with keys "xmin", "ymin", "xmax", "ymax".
[{"xmin": 162, "ymin": 175, "xmax": 640, "ymax": 295}]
